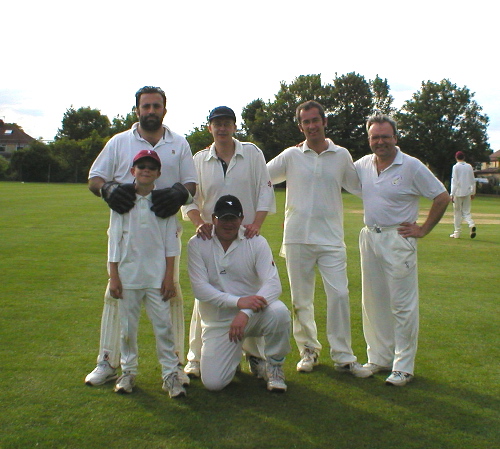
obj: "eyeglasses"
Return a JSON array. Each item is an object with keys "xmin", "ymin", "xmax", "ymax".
[
  {"xmin": 369, "ymin": 134, "xmax": 395, "ymax": 142},
  {"xmin": 135, "ymin": 164, "xmax": 159, "ymax": 170}
]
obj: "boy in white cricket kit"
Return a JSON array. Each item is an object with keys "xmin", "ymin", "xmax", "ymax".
[
  {"xmin": 187, "ymin": 195, "xmax": 291, "ymax": 392},
  {"xmin": 108, "ymin": 149, "xmax": 186, "ymax": 398}
]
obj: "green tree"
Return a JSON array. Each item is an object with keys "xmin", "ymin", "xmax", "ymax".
[
  {"xmin": 9, "ymin": 141, "xmax": 58, "ymax": 182},
  {"xmin": 55, "ymin": 106, "xmax": 111, "ymax": 141},
  {"xmin": 186, "ymin": 125, "xmax": 213, "ymax": 154},
  {"xmin": 110, "ymin": 109, "xmax": 137, "ymax": 135},
  {"xmin": 370, "ymin": 75, "xmax": 395, "ymax": 115},
  {"xmin": 396, "ymin": 79, "xmax": 490, "ymax": 182},
  {"xmin": 328, "ymin": 72, "xmax": 373, "ymax": 159}
]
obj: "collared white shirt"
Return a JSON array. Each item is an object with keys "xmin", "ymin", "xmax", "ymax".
[
  {"xmin": 89, "ymin": 123, "xmax": 197, "ymax": 189},
  {"xmin": 187, "ymin": 227, "xmax": 282, "ymax": 326},
  {"xmin": 451, "ymin": 161, "xmax": 476, "ymax": 197},
  {"xmin": 267, "ymin": 139, "xmax": 360, "ymax": 247},
  {"xmin": 354, "ymin": 149, "xmax": 446, "ymax": 227},
  {"xmin": 108, "ymin": 192, "xmax": 180, "ymax": 289},
  {"xmin": 182, "ymin": 138, "xmax": 275, "ymax": 224}
]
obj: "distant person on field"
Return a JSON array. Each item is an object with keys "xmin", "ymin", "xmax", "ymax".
[
  {"xmin": 449, "ymin": 151, "xmax": 477, "ymax": 239},
  {"xmin": 181, "ymin": 106, "xmax": 275, "ymax": 380},
  {"xmin": 187, "ymin": 195, "xmax": 291, "ymax": 392},
  {"xmin": 354, "ymin": 113, "xmax": 450, "ymax": 386},
  {"xmin": 108, "ymin": 149, "xmax": 186, "ymax": 398},
  {"xmin": 85, "ymin": 86, "xmax": 196, "ymax": 388}
]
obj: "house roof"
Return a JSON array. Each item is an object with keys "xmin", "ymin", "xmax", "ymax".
[
  {"xmin": 490, "ymin": 150, "xmax": 500, "ymax": 161},
  {"xmin": 0, "ymin": 120, "xmax": 36, "ymax": 145}
]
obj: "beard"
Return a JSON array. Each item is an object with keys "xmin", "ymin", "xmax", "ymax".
[{"xmin": 139, "ymin": 114, "xmax": 163, "ymax": 132}]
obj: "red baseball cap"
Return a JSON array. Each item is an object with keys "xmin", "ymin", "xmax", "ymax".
[{"xmin": 133, "ymin": 149, "xmax": 161, "ymax": 168}]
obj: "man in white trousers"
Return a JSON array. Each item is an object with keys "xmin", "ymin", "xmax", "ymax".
[
  {"xmin": 355, "ymin": 113, "xmax": 450, "ymax": 386},
  {"xmin": 267, "ymin": 100, "xmax": 371, "ymax": 378},
  {"xmin": 187, "ymin": 195, "xmax": 291, "ymax": 392},
  {"xmin": 181, "ymin": 106, "xmax": 275, "ymax": 379},
  {"xmin": 85, "ymin": 86, "xmax": 197, "ymax": 386},
  {"xmin": 449, "ymin": 151, "xmax": 477, "ymax": 239}
]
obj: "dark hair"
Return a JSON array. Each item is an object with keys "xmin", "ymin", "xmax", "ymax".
[
  {"xmin": 135, "ymin": 86, "xmax": 167, "ymax": 108},
  {"xmin": 366, "ymin": 113, "xmax": 398, "ymax": 136},
  {"xmin": 296, "ymin": 100, "xmax": 325, "ymax": 123}
]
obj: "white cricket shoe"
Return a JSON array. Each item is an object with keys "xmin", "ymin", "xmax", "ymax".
[
  {"xmin": 386, "ymin": 371, "xmax": 413, "ymax": 386},
  {"xmin": 85, "ymin": 361, "xmax": 118, "ymax": 386},
  {"xmin": 246, "ymin": 355, "xmax": 266, "ymax": 378},
  {"xmin": 449, "ymin": 233, "xmax": 460, "ymax": 238},
  {"xmin": 163, "ymin": 372, "xmax": 187, "ymax": 398},
  {"xmin": 114, "ymin": 373, "xmax": 136, "ymax": 394},
  {"xmin": 296, "ymin": 347, "xmax": 319, "ymax": 372},
  {"xmin": 177, "ymin": 366, "xmax": 191, "ymax": 386},
  {"xmin": 265, "ymin": 364, "xmax": 287, "ymax": 392},
  {"xmin": 363, "ymin": 363, "xmax": 392, "ymax": 375},
  {"xmin": 335, "ymin": 361, "xmax": 373, "ymax": 378},
  {"xmin": 183, "ymin": 361, "xmax": 200, "ymax": 378}
]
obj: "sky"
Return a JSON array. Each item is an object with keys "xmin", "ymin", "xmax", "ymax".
[{"xmin": 2, "ymin": 1, "xmax": 499, "ymax": 152}]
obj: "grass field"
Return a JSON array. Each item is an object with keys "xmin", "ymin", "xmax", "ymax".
[{"xmin": 0, "ymin": 182, "xmax": 498, "ymax": 449}]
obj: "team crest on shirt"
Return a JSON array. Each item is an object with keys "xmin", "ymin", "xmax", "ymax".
[
  {"xmin": 172, "ymin": 149, "xmax": 176, "ymax": 154},
  {"xmin": 268, "ymin": 181, "xmax": 272, "ymax": 187},
  {"xmin": 392, "ymin": 175, "xmax": 403, "ymax": 186}
]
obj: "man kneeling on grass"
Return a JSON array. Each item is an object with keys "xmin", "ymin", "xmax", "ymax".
[
  {"xmin": 108, "ymin": 149, "xmax": 186, "ymax": 398},
  {"xmin": 187, "ymin": 195, "xmax": 291, "ymax": 392}
]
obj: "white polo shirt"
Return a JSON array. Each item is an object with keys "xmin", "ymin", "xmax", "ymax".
[
  {"xmin": 182, "ymin": 139, "xmax": 275, "ymax": 225},
  {"xmin": 187, "ymin": 227, "xmax": 282, "ymax": 327},
  {"xmin": 89, "ymin": 123, "xmax": 197, "ymax": 189},
  {"xmin": 108, "ymin": 193, "xmax": 180, "ymax": 289},
  {"xmin": 267, "ymin": 139, "xmax": 360, "ymax": 247},
  {"xmin": 354, "ymin": 149, "xmax": 446, "ymax": 227},
  {"xmin": 451, "ymin": 161, "xmax": 476, "ymax": 197}
]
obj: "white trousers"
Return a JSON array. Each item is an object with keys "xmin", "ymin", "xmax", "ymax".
[
  {"xmin": 186, "ymin": 299, "xmax": 265, "ymax": 362},
  {"xmin": 200, "ymin": 301, "xmax": 291, "ymax": 391},
  {"xmin": 96, "ymin": 254, "xmax": 185, "ymax": 369},
  {"xmin": 453, "ymin": 195, "xmax": 475, "ymax": 234},
  {"xmin": 284, "ymin": 244, "xmax": 356, "ymax": 364},
  {"xmin": 359, "ymin": 227, "xmax": 419, "ymax": 375},
  {"xmin": 118, "ymin": 288, "xmax": 179, "ymax": 380}
]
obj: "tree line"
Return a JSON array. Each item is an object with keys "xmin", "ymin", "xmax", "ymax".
[{"xmin": 2, "ymin": 73, "xmax": 491, "ymax": 185}]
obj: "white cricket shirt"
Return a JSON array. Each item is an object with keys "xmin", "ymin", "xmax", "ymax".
[
  {"xmin": 187, "ymin": 227, "xmax": 282, "ymax": 327},
  {"xmin": 267, "ymin": 139, "xmax": 360, "ymax": 247},
  {"xmin": 182, "ymin": 139, "xmax": 275, "ymax": 224},
  {"xmin": 108, "ymin": 193, "xmax": 180, "ymax": 289},
  {"xmin": 450, "ymin": 161, "xmax": 476, "ymax": 197},
  {"xmin": 354, "ymin": 149, "xmax": 447, "ymax": 227}
]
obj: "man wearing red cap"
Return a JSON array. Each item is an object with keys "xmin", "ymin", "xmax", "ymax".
[{"xmin": 450, "ymin": 151, "xmax": 477, "ymax": 239}]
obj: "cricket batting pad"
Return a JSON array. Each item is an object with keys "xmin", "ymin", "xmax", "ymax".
[
  {"xmin": 97, "ymin": 284, "xmax": 121, "ymax": 369},
  {"xmin": 170, "ymin": 253, "xmax": 185, "ymax": 364}
]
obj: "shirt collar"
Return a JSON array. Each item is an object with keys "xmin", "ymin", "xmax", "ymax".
[
  {"xmin": 301, "ymin": 138, "xmax": 337, "ymax": 153},
  {"xmin": 132, "ymin": 123, "xmax": 173, "ymax": 143},
  {"xmin": 206, "ymin": 138, "xmax": 243, "ymax": 161}
]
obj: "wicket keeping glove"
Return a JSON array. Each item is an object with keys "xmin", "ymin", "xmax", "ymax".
[
  {"xmin": 151, "ymin": 183, "xmax": 192, "ymax": 218},
  {"xmin": 101, "ymin": 181, "xmax": 136, "ymax": 214}
]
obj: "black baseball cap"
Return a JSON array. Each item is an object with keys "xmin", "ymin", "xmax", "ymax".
[
  {"xmin": 209, "ymin": 106, "xmax": 236, "ymax": 122},
  {"xmin": 214, "ymin": 195, "xmax": 243, "ymax": 219}
]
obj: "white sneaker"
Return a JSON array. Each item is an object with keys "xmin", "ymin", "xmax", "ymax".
[
  {"xmin": 114, "ymin": 373, "xmax": 136, "ymax": 394},
  {"xmin": 184, "ymin": 361, "xmax": 200, "ymax": 378},
  {"xmin": 449, "ymin": 233, "xmax": 460, "ymax": 238},
  {"xmin": 85, "ymin": 361, "xmax": 118, "ymax": 386},
  {"xmin": 265, "ymin": 364, "xmax": 287, "ymax": 392},
  {"xmin": 176, "ymin": 366, "xmax": 191, "ymax": 386},
  {"xmin": 163, "ymin": 372, "xmax": 187, "ymax": 398},
  {"xmin": 335, "ymin": 361, "xmax": 373, "ymax": 378},
  {"xmin": 386, "ymin": 371, "xmax": 413, "ymax": 386},
  {"xmin": 296, "ymin": 348, "xmax": 319, "ymax": 372},
  {"xmin": 363, "ymin": 363, "xmax": 392, "ymax": 374},
  {"xmin": 246, "ymin": 355, "xmax": 266, "ymax": 378}
]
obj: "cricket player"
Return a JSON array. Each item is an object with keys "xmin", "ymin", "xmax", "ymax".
[
  {"xmin": 355, "ymin": 113, "xmax": 450, "ymax": 386},
  {"xmin": 267, "ymin": 100, "xmax": 371, "ymax": 378},
  {"xmin": 449, "ymin": 151, "xmax": 477, "ymax": 239},
  {"xmin": 187, "ymin": 195, "xmax": 291, "ymax": 392},
  {"xmin": 181, "ymin": 106, "xmax": 275, "ymax": 379},
  {"xmin": 85, "ymin": 86, "xmax": 197, "ymax": 386}
]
